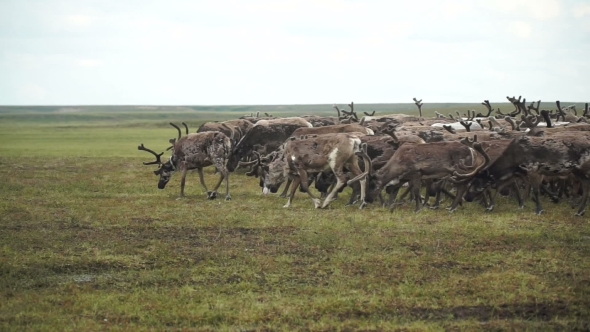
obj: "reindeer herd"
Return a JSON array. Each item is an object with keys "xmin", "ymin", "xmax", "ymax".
[{"xmin": 138, "ymin": 97, "xmax": 590, "ymax": 216}]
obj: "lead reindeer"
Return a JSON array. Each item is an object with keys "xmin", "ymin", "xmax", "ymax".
[{"xmin": 138, "ymin": 131, "xmax": 233, "ymax": 200}]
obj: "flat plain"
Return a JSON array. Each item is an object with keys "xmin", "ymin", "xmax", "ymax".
[{"xmin": 1, "ymin": 104, "xmax": 589, "ymax": 331}]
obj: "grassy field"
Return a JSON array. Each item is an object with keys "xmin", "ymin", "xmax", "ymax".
[{"xmin": 1, "ymin": 105, "xmax": 590, "ymax": 331}]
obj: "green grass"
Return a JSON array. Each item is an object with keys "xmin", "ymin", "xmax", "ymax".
[{"xmin": 1, "ymin": 107, "xmax": 590, "ymax": 331}]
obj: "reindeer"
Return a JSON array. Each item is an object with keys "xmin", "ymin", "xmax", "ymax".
[
  {"xmin": 465, "ymin": 132, "xmax": 590, "ymax": 215},
  {"xmin": 228, "ymin": 117, "xmax": 313, "ymax": 171},
  {"xmin": 197, "ymin": 119, "xmax": 253, "ymax": 145},
  {"xmin": 291, "ymin": 123, "xmax": 374, "ymax": 137},
  {"xmin": 259, "ymin": 133, "xmax": 371, "ymax": 209},
  {"xmin": 138, "ymin": 131, "xmax": 233, "ymax": 201},
  {"xmin": 356, "ymin": 140, "xmax": 490, "ymax": 212}
]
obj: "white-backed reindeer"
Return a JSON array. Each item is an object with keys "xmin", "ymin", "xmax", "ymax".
[
  {"xmin": 138, "ymin": 131, "xmax": 233, "ymax": 200},
  {"xmin": 260, "ymin": 133, "xmax": 372, "ymax": 209}
]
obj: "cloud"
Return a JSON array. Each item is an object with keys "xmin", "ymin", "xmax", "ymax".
[
  {"xmin": 77, "ymin": 59, "xmax": 103, "ymax": 67},
  {"xmin": 65, "ymin": 14, "xmax": 93, "ymax": 27},
  {"xmin": 573, "ymin": 3, "xmax": 590, "ymax": 18},
  {"xmin": 441, "ymin": 0, "xmax": 473, "ymax": 19},
  {"xmin": 482, "ymin": 0, "xmax": 560, "ymax": 20},
  {"xmin": 508, "ymin": 21, "xmax": 532, "ymax": 38}
]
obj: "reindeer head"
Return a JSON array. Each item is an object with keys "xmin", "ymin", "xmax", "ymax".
[
  {"xmin": 258, "ymin": 152, "xmax": 286, "ymax": 194},
  {"xmin": 138, "ymin": 143, "xmax": 176, "ymax": 190},
  {"xmin": 153, "ymin": 160, "xmax": 175, "ymax": 189}
]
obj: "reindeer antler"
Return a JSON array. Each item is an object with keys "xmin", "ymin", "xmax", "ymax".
[
  {"xmin": 443, "ymin": 125, "xmax": 456, "ymax": 134},
  {"xmin": 413, "ymin": 97, "xmax": 423, "ymax": 118},
  {"xmin": 343, "ymin": 101, "xmax": 358, "ymax": 121},
  {"xmin": 481, "ymin": 100, "xmax": 494, "ymax": 117},
  {"xmin": 504, "ymin": 117, "xmax": 519, "ymax": 131},
  {"xmin": 382, "ymin": 124, "xmax": 399, "ymax": 144},
  {"xmin": 540, "ymin": 110, "xmax": 553, "ymax": 128},
  {"xmin": 348, "ymin": 143, "xmax": 373, "ymax": 186},
  {"xmin": 527, "ymin": 100, "xmax": 541, "ymax": 115},
  {"xmin": 245, "ymin": 151, "xmax": 262, "ymax": 177},
  {"xmin": 452, "ymin": 142, "xmax": 490, "ymax": 180},
  {"xmin": 460, "ymin": 121, "xmax": 472, "ymax": 132},
  {"xmin": 138, "ymin": 144, "xmax": 164, "ymax": 165},
  {"xmin": 507, "ymin": 96, "xmax": 525, "ymax": 117},
  {"xmin": 459, "ymin": 134, "xmax": 477, "ymax": 148},
  {"xmin": 170, "ymin": 123, "xmax": 182, "ymax": 140},
  {"xmin": 181, "ymin": 122, "xmax": 189, "ymax": 135}
]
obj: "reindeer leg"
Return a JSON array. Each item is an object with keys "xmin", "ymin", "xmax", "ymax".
[
  {"xmin": 529, "ymin": 173, "xmax": 543, "ymax": 215},
  {"xmin": 283, "ymin": 177, "xmax": 301, "ymax": 208},
  {"xmin": 484, "ymin": 187, "xmax": 495, "ymax": 211},
  {"xmin": 447, "ymin": 183, "xmax": 466, "ymax": 213},
  {"xmin": 297, "ymin": 169, "xmax": 321, "ymax": 208},
  {"xmin": 378, "ymin": 193, "xmax": 385, "ymax": 207},
  {"xmin": 178, "ymin": 166, "xmax": 188, "ymax": 199},
  {"xmin": 387, "ymin": 184, "xmax": 403, "ymax": 212},
  {"xmin": 510, "ymin": 180, "xmax": 523, "ymax": 209},
  {"xmin": 346, "ymin": 182, "xmax": 359, "ymax": 206},
  {"xmin": 430, "ymin": 180, "xmax": 444, "ymax": 210},
  {"xmin": 196, "ymin": 167, "xmax": 210, "ymax": 198},
  {"xmin": 345, "ymin": 161, "xmax": 367, "ymax": 209},
  {"xmin": 441, "ymin": 188, "xmax": 456, "ymax": 201},
  {"xmin": 575, "ymin": 180, "xmax": 589, "ymax": 216},
  {"xmin": 423, "ymin": 180, "xmax": 432, "ymax": 207},
  {"xmin": 358, "ymin": 177, "xmax": 367, "ymax": 209},
  {"xmin": 540, "ymin": 184, "xmax": 559, "ymax": 203},
  {"xmin": 410, "ymin": 178, "xmax": 423, "ymax": 213},
  {"xmin": 397, "ymin": 185, "xmax": 412, "ymax": 203},
  {"xmin": 321, "ymin": 170, "xmax": 347, "ymax": 209},
  {"xmin": 279, "ymin": 179, "xmax": 292, "ymax": 198},
  {"xmin": 226, "ymin": 173, "xmax": 231, "ymax": 201},
  {"xmin": 207, "ymin": 165, "xmax": 231, "ymax": 201},
  {"xmin": 557, "ymin": 178, "xmax": 566, "ymax": 199},
  {"xmin": 223, "ymin": 169, "xmax": 231, "ymax": 201}
]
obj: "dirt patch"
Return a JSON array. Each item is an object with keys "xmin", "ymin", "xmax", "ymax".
[{"xmin": 337, "ymin": 300, "xmax": 583, "ymax": 322}]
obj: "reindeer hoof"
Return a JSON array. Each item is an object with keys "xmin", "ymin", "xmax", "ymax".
[
  {"xmin": 279, "ymin": 193, "xmax": 287, "ymax": 198},
  {"xmin": 225, "ymin": 195, "xmax": 232, "ymax": 201},
  {"xmin": 486, "ymin": 205, "xmax": 494, "ymax": 212},
  {"xmin": 283, "ymin": 204, "xmax": 291, "ymax": 208},
  {"xmin": 575, "ymin": 211, "xmax": 585, "ymax": 217},
  {"xmin": 536, "ymin": 210, "xmax": 543, "ymax": 216},
  {"xmin": 207, "ymin": 191, "xmax": 217, "ymax": 200},
  {"xmin": 359, "ymin": 201, "xmax": 367, "ymax": 210},
  {"xmin": 313, "ymin": 199, "xmax": 322, "ymax": 209},
  {"xmin": 429, "ymin": 206, "xmax": 439, "ymax": 210},
  {"xmin": 346, "ymin": 199, "xmax": 358, "ymax": 206},
  {"xmin": 176, "ymin": 197, "xmax": 185, "ymax": 201}
]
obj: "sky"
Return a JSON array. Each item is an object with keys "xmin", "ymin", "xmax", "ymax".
[{"xmin": 1, "ymin": 0, "xmax": 589, "ymax": 105}]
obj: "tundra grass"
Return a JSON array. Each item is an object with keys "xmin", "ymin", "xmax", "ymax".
[{"xmin": 1, "ymin": 115, "xmax": 590, "ymax": 331}]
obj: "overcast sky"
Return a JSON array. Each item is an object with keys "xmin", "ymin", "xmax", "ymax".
[{"xmin": 1, "ymin": 0, "xmax": 589, "ymax": 105}]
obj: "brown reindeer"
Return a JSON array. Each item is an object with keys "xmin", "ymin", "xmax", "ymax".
[
  {"xmin": 138, "ymin": 131, "xmax": 233, "ymax": 200},
  {"xmin": 358, "ymin": 140, "xmax": 490, "ymax": 212}
]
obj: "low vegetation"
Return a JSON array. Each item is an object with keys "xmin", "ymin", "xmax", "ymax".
[{"xmin": 1, "ymin": 106, "xmax": 589, "ymax": 331}]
